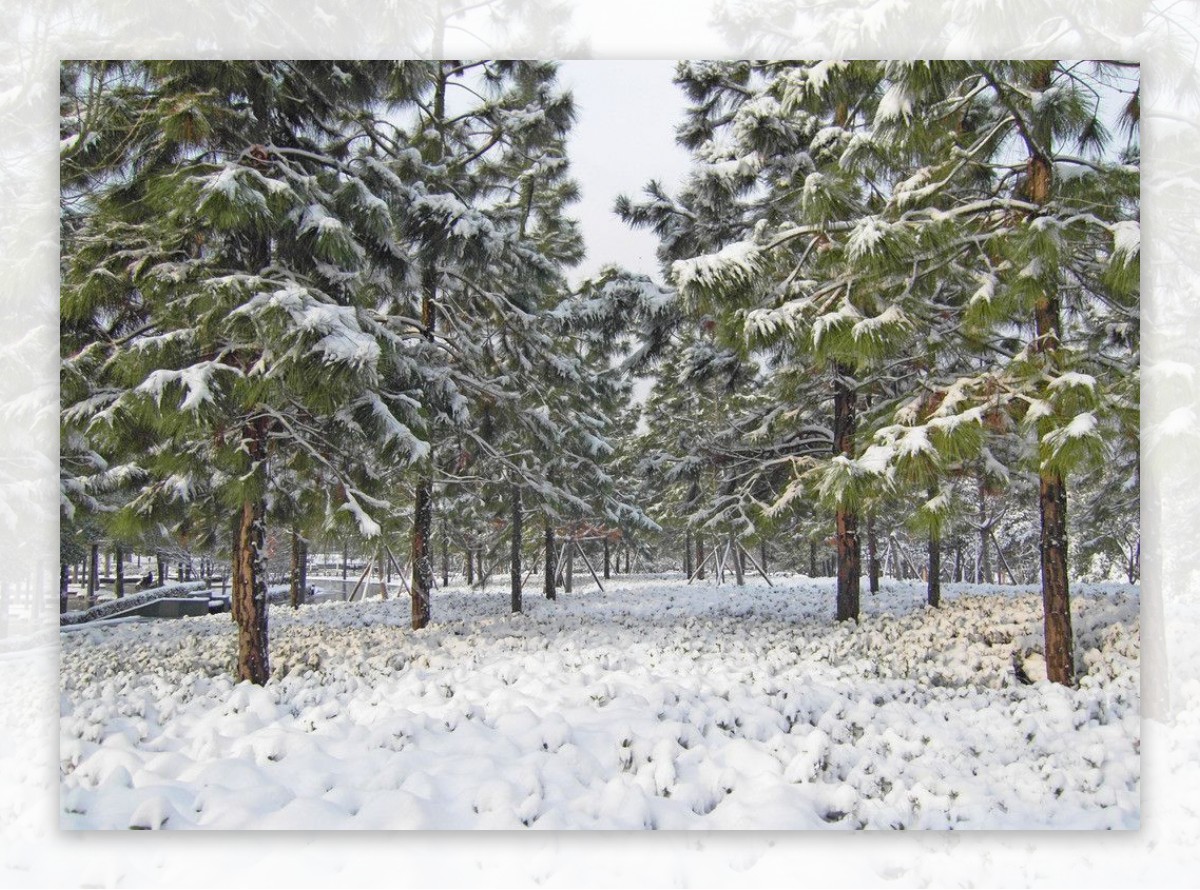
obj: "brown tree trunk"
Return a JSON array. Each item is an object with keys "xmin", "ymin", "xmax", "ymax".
[
  {"xmin": 564, "ymin": 538, "xmax": 574, "ymax": 593},
  {"xmin": 87, "ymin": 543, "xmax": 98, "ymax": 607},
  {"xmin": 441, "ymin": 517, "xmax": 450, "ymax": 588},
  {"xmin": 298, "ymin": 538, "xmax": 308, "ymax": 605},
  {"xmin": 928, "ymin": 531, "xmax": 941, "ymax": 608},
  {"xmin": 1026, "ymin": 72, "xmax": 1074, "ymax": 686},
  {"xmin": 866, "ymin": 514, "xmax": 880, "ymax": 593},
  {"xmin": 114, "ymin": 545, "xmax": 124, "ymax": 598},
  {"xmin": 411, "ymin": 478, "xmax": 434, "ymax": 629},
  {"xmin": 1039, "ymin": 471, "xmax": 1073, "ymax": 684},
  {"xmin": 544, "ymin": 515, "xmax": 556, "ymax": 600},
  {"xmin": 466, "ymin": 547, "xmax": 474, "ymax": 586},
  {"xmin": 290, "ymin": 528, "xmax": 304, "ymax": 608},
  {"xmin": 156, "ymin": 553, "xmax": 166, "ymax": 587},
  {"xmin": 696, "ymin": 534, "xmax": 706, "ymax": 580},
  {"xmin": 232, "ymin": 497, "xmax": 270, "ymax": 685},
  {"xmin": 603, "ymin": 536, "xmax": 611, "ymax": 580},
  {"xmin": 977, "ymin": 480, "xmax": 992, "ymax": 583},
  {"xmin": 809, "ymin": 539, "xmax": 817, "ymax": 576},
  {"xmin": 833, "ymin": 366, "xmax": 860, "ymax": 622},
  {"xmin": 60, "ymin": 563, "xmax": 69, "ymax": 613},
  {"xmin": 731, "ymin": 535, "xmax": 745, "ymax": 587},
  {"xmin": 510, "ymin": 482, "xmax": 522, "ymax": 614}
]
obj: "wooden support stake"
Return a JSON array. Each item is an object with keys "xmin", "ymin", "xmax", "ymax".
[
  {"xmin": 348, "ymin": 554, "xmax": 375, "ymax": 602},
  {"xmin": 383, "ymin": 544, "xmax": 412, "ymax": 596},
  {"xmin": 738, "ymin": 543, "xmax": 774, "ymax": 587},
  {"xmin": 686, "ymin": 546, "xmax": 719, "ymax": 584},
  {"xmin": 574, "ymin": 540, "xmax": 605, "ymax": 592}
]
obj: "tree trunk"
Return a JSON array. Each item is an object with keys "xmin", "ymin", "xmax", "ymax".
[
  {"xmin": 624, "ymin": 545, "xmax": 630, "ymax": 574},
  {"xmin": 833, "ymin": 366, "xmax": 860, "ymax": 622},
  {"xmin": 87, "ymin": 543, "xmax": 98, "ymax": 607},
  {"xmin": 466, "ymin": 547, "xmax": 474, "ymax": 586},
  {"xmin": 510, "ymin": 482, "xmax": 522, "ymax": 614},
  {"xmin": 290, "ymin": 528, "xmax": 304, "ymax": 608},
  {"xmin": 342, "ymin": 541, "xmax": 348, "ymax": 582},
  {"xmin": 603, "ymin": 536, "xmax": 611, "ymax": 580},
  {"xmin": 114, "ymin": 545, "xmax": 124, "ymax": 598},
  {"xmin": 809, "ymin": 539, "xmax": 817, "ymax": 577},
  {"xmin": 60, "ymin": 562, "xmax": 69, "ymax": 613},
  {"xmin": 299, "ymin": 538, "xmax": 308, "ymax": 606},
  {"xmin": 564, "ymin": 539, "xmax": 574, "ymax": 593},
  {"xmin": 928, "ymin": 531, "xmax": 941, "ymax": 608},
  {"xmin": 232, "ymin": 497, "xmax": 270, "ymax": 685},
  {"xmin": 1026, "ymin": 71, "xmax": 1074, "ymax": 686},
  {"xmin": 156, "ymin": 553, "xmax": 166, "ymax": 587},
  {"xmin": 544, "ymin": 515, "xmax": 556, "ymax": 600},
  {"xmin": 759, "ymin": 540, "xmax": 768, "ymax": 577},
  {"xmin": 866, "ymin": 514, "xmax": 880, "ymax": 593},
  {"xmin": 953, "ymin": 535, "xmax": 964, "ymax": 582},
  {"xmin": 695, "ymin": 534, "xmax": 706, "ymax": 580},
  {"xmin": 731, "ymin": 535, "xmax": 745, "ymax": 586},
  {"xmin": 977, "ymin": 480, "xmax": 992, "ymax": 583},
  {"xmin": 441, "ymin": 517, "xmax": 450, "ymax": 588},
  {"xmin": 1039, "ymin": 471, "xmax": 1073, "ymax": 684},
  {"xmin": 411, "ymin": 478, "xmax": 434, "ymax": 629}
]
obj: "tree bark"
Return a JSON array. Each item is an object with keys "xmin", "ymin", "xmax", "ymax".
[
  {"xmin": 466, "ymin": 546, "xmax": 474, "ymax": 586},
  {"xmin": 731, "ymin": 535, "xmax": 745, "ymax": 587},
  {"xmin": 289, "ymin": 528, "xmax": 305, "ymax": 608},
  {"xmin": 87, "ymin": 543, "xmax": 99, "ymax": 607},
  {"xmin": 977, "ymin": 480, "xmax": 992, "ymax": 583},
  {"xmin": 603, "ymin": 536, "xmax": 611, "ymax": 580},
  {"xmin": 1039, "ymin": 471, "xmax": 1073, "ymax": 684},
  {"xmin": 833, "ymin": 366, "xmax": 860, "ymax": 622},
  {"xmin": 564, "ymin": 538, "xmax": 574, "ymax": 593},
  {"xmin": 232, "ymin": 497, "xmax": 270, "ymax": 684},
  {"xmin": 441, "ymin": 517, "xmax": 450, "ymax": 588},
  {"xmin": 411, "ymin": 478, "xmax": 434, "ymax": 629},
  {"xmin": 927, "ymin": 531, "xmax": 941, "ymax": 608},
  {"xmin": 695, "ymin": 534, "xmax": 706, "ymax": 580},
  {"xmin": 809, "ymin": 539, "xmax": 817, "ymax": 577},
  {"xmin": 114, "ymin": 545, "xmax": 124, "ymax": 599},
  {"xmin": 866, "ymin": 514, "xmax": 880, "ymax": 594},
  {"xmin": 510, "ymin": 482, "xmax": 522, "ymax": 613},
  {"xmin": 1026, "ymin": 68, "xmax": 1074, "ymax": 686},
  {"xmin": 60, "ymin": 562, "xmax": 69, "ymax": 613},
  {"xmin": 156, "ymin": 552, "xmax": 166, "ymax": 587},
  {"xmin": 759, "ymin": 540, "xmax": 768, "ymax": 577},
  {"xmin": 544, "ymin": 514, "xmax": 556, "ymax": 600}
]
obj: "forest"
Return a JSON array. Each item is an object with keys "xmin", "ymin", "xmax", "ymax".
[{"xmin": 60, "ymin": 59, "xmax": 1140, "ymax": 695}]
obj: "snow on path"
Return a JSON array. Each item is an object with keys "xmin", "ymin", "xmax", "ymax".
[{"xmin": 59, "ymin": 576, "xmax": 1139, "ymax": 830}]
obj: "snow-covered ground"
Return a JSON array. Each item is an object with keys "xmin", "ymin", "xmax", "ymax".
[{"xmin": 59, "ymin": 576, "xmax": 1139, "ymax": 830}]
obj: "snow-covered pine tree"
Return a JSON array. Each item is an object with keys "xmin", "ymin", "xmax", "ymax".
[
  {"xmin": 61, "ymin": 61, "xmax": 431, "ymax": 683},
  {"xmin": 853, "ymin": 61, "xmax": 1141, "ymax": 684}
]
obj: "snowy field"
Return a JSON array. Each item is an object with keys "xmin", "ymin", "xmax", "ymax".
[{"xmin": 59, "ymin": 576, "xmax": 1139, "ymax": 830}]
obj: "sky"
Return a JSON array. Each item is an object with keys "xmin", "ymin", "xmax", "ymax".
[{"xmin": 556, "ymin": 61, "xmax": 692, "ymax": 285}]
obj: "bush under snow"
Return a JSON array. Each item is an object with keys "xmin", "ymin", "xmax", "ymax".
[{"xmin": 59, "ymin": 576, "xmax": 1139, "ymax": 830}]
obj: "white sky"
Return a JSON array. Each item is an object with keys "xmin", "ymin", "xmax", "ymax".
[{"xmin": 556, "ymin": 61, "xmax": 692, "ymax": 285}]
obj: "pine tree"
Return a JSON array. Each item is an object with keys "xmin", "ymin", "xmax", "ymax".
[{"xmin": 61, "ymin": 61, "xmax": 431, "ymax": 682}]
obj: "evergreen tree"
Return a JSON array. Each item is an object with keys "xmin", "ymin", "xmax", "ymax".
[{"xmin": 61, "ymin": 61, "xmax": 430, "ymax": 682}]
